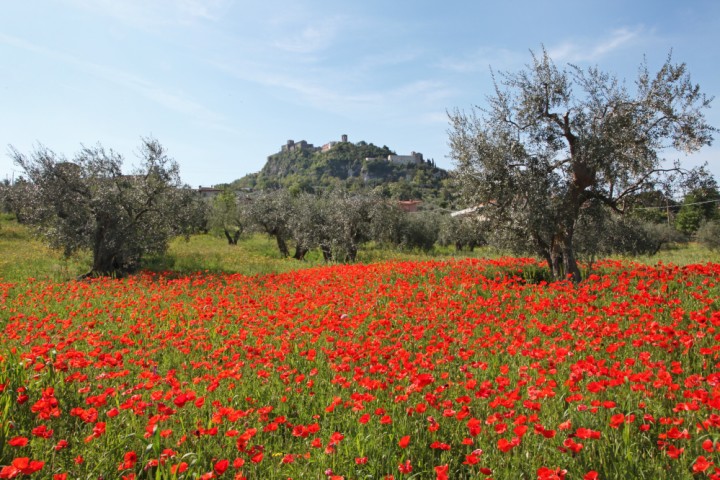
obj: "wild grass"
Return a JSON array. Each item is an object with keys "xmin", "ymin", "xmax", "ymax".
[{"xmin": 0, "ymin": 214, "xmax": 89, "ymax": 282}]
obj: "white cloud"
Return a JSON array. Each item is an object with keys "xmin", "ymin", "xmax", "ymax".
[
  {"xmin": 548, "ymin": 27, "xmax": 644, "ymax": 63},
  {"xmin": 212, "ymin": 55, "xmax": 452, "ymax": 120},
  {"xmin": 418, "ymin": 111, "xmax": 450, "ymax": 125},
  {"xmin": 273, "ymin": 20, "xmax": 342, "ymax": 54},
  {"xmin": 267, "ymin": 12, "xmax": 352, "ymax": 56},
  {"xmin": 436, "ymin": 47, "xmax": 523, "ymax": 73},
  {"xmin": 437, "ymin": 27, "xmax": 646, "ymax": 74}
]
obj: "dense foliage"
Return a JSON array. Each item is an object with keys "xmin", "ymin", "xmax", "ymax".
[
  {"xmin": 245, "ymin": 190, "xmax": 414, "ymax": 261},
  {"xmin": 2, "ymin": 259, "xmax": 720, "ymax": 479},
  {"xmin": 697, "ymin": 221, "xmax": 720, "ymax": 251},
  {"xmin": 208, "ymin": 190, "xmax": 246, "ymax": 245},
  {"xmin": 675, "ymin": 167, "xmax": 720, "ymax": 235}
]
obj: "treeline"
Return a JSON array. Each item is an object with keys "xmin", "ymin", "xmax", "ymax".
[
  {"xmin": 206, "ymin": 172, "xmax": 720, "ymax": 266},
  {"xmin": 205, "ymin": 188, "xmax": 482, "ymax": 261}
]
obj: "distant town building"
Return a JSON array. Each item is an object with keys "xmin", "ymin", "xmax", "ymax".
[
  {"xmin": 398, "ymin": 200, "xmax": 422, "ymax": 212},
  {"xmin": 388, "ymin": 151, "xmax": 424, "ymax": 165},
  {"xmin": 197, "ymin": 186, "xmax": 256, "ymax": 202},
  {"xmin": 321, "ymin": 141, "xmax": 337, "ymax": 152},
  {"xmin": 197, "ymin": 186, "xmax": 223, "ymax": 199},
  {"xmin": 321, "ymin": 134, "xmax": 349, "ymax": 152},
  {"xmin": 281, "ymin": 139, "xmax": 316, "ymax": 153}
]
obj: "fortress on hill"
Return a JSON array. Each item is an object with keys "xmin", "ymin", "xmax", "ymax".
[{"xmin": 278, "ymin": 135, "xmax": 424, "ymax": 166}]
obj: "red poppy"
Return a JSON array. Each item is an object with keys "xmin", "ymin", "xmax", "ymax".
[
  {"xmin": 434, "ymin": 464, "xmax": 449, "ymax": 480},
  {"xmin": 7, "ymin": 437, "xmax": 28, "ymax": 447},
  {"xmin": 214, "ymin": 459, "xmax": 229, "ymax": 475}
]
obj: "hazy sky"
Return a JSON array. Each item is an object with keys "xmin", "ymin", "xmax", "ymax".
[{"xmin": 2, "ymin": 0, "xmax": 719, "ymax": 187}]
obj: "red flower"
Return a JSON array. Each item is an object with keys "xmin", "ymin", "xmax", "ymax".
[
  {"xmin": 1, "ymin": 458, "xmax": 44, "ymax": 477},
  {"xmin": 398, "ymin": 435, "xmax": 410, "ymax": 448},
  {"xmin": 467, "ymin": 417, "xmax": 482, "ymax": 436},
  {"xmin": 665, "ymin": 445, "xmax": 684, "ymax": 459},
  {"xmin": 329, "ymin": 432, "xmax": 345, "ymax": 445},
  {"xmin": 693, "ymin": 456, "xmax": 713, "ymax": 473},
  {"xmin": 118, "ymin": 451, "xmax": 138, "ymax": 471},
  {"xmin": 537, "ymin": 466, "xmax": 567, "ymax": 480},
  {"xmin": 31, "ymin": 425, "xmax": 53, "ymax": 439},
  {"xmin": 7, "ymin": 437, "xmax": 28, "ymax": 447},
  {"xmin": 575, "ymin": 428, "xmax": 601, "ymax": 440},
  {"xmin": 609, "ymin": 413, "xmax": 626, "ymax": 429},
  {"xmin": 434, "ymin": 464, "xmax": 449, "ymax": 480},
  {"xmin": 214, "ymin": 459, "xmax": 229, "ymax": 475},
  {"xmin": 170, "ymin": 463, "xmax": 188, "ymax": 474},
  {"xmin": 562, "ymin": 438, "xmax": 584, "ymax": 454},
  {"xmin": 498, "ymin": 436, "xmax": 520, "ymax": 452}
]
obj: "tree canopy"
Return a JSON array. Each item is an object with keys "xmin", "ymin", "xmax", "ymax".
[
  {"xmin": 209, "ymin": 188, "xmax": 246, "ymax": 245},
  {"xmin": 11, "ymin": 138, "xmax": 201, "ymax": 277},
  {"xmin": 450, "ymin": 49, "xmax": 715, "ymax": 281}
]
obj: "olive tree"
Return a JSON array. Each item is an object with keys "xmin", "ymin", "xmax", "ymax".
[
  {"xmin": 320, "ymin": 191, "xmax": 380, "ymax": 262},
  {"xmin": 438, "ymin": 214, "xmax": 486, "ymax": 251},
  {"xmin": 392, "ymin": 212, "xmax": 441, "ymax": 252},
  {"xmin": 209, "ymin": 189, "xmax": 245, "ymax": 245},
  {"xmin": 285, "ymin": 191, "xmax": 331, "ymax": 260},
  {"xmin": 285, "ymin": 191, "xmax": 393, "ymax": 262},
  {"xmin": 450, "ymin": 49, "xmax": 715, "ymax": 281},
  {"xmin": 697, "ymin": 220, "xmax": 720, "ymax": 251},
  {"xmin": 11, "ymin": 138, "xmax": 199, "ymax": 277},
  {"xmin": 245, "ymin": 189, "xmax": 293, "ymax": 257}
]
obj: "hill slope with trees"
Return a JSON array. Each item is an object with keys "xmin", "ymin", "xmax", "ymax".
[{"xmin": 224, "ymin": 139, "xmax": 458, "ymax": 208}]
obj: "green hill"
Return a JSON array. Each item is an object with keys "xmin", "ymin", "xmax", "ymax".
[{"xmin": 224, "ymin": 138, "xmax": 458, "ymax": 208}]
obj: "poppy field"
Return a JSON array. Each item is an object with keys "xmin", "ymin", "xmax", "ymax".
[{"xmin": 2, "ymin": 257, "xmax": 720, "ymax": 479}]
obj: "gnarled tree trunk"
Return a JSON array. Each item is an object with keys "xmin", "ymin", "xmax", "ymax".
[
  {"xmin": 224, "ymin": 229, "xmax": 241, "ymax": 245},
  {"xmin": 293, "ymin": 245, "xmax": 308, "ymax": 260},
  {"xmin": 275, "ymin": 234, "xmax": 289, "ymax": 257}
]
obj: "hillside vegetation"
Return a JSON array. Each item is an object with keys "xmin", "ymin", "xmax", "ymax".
[{"xmin": 225, "ymin": 139, "xmax": 457, "ymax": 208}]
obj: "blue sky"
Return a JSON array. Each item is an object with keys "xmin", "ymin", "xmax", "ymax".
[{"xmin": 2, "ymin": 0, "xmax": 719, "ymax": 188}]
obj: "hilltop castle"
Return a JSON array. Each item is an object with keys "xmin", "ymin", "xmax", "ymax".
[{"xmin": 278, "ymin": 135, "xmax": 423, "ymax": 164}]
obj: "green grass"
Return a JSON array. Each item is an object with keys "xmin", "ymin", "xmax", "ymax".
[
  {"xmin": 620, "ymin": 242, "xmax": 720, "ymax": 265},
  {"xmin": 0, "ymin": 214, "xmax": 90, "ymax": 282}
]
